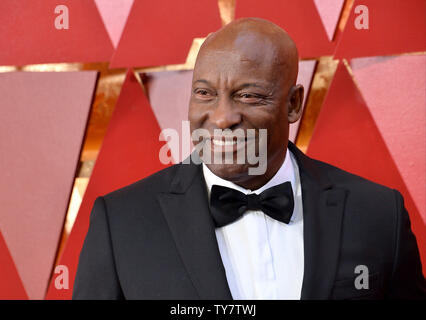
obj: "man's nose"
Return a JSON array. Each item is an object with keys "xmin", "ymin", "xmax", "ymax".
[{"xmin": 209, "ymin": 97, "xmax": 242, "ymax": 129}]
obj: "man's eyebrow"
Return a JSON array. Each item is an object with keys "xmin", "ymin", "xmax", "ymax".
[
  {"xmin": 192, "ymin": 80, "xmax": 273, "ymax": 92},
  {"xmin": 192, "ymin": 79, "xmax": 211, "ymax": 86},
  {"xmin": 237, "ymin": 83, "xmax": 275, "ymax": 92},
  {"xmin": 239, "ymin": 83, "xmax": 266, "ymax": 89}
]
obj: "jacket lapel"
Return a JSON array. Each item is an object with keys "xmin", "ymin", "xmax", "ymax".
[
  {"xmin": 289, "ymin": 143, "xmax": 347, "ymax": 299},
  {"xmin": 157, "ymin": 159, "xmax": 232, "ymax": 299}
]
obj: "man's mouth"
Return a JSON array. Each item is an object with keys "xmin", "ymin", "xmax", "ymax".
[
  {"xmin": 209, "ymin": 136, "xmax": 255, "ymax": 152},
  {"xmin": 211, "ymin": 138, "xmax": 240, "ymax": 146}
]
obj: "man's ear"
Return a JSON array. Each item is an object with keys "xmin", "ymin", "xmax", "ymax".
[{"xmin": 287, "ymin": 84, "xmax": 304, "ymax": 123}]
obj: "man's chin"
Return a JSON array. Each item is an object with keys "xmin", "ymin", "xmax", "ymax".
[{"xmin": 205, "ymin": 162, "xmax": 253, "ymax": 184}]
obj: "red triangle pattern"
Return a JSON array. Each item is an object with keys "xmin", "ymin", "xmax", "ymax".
[
  {"xmin": 307, "ymin": 62, "xmax": 426, "ymax": 275},
  {"xmin": 110, "ymin": 0, "xmax": 221, "ymax": 68},
  {"xmin": 0, "ymin": 71, "xmax": 97, "ymax": 300},
  {"xmin": 334, "ymin": 0, "xmax": 426, "ymax": 58},
  {"xmin": 0, "ymin": 0, "xmax": 113, "ymax": 65},
  {"xmin": 94, "ymin": 0, "xmax": 134, "ymax": 48},
  {"xmin": 349, "ymin": 55, "xmax": 426, "ymax": 225},
  {"xmin": 235, "ymin": 0, "xmax": 334, "ymax": 58},
  {"xmin": 45, "ymin": 70, "xmax": 169, "ymax": 299},
  {"xmin": 313, "ymin": 0, "xmax": 345, "ymax": 42},
  {"xmin": 0, "ymin": 231, "xmax": 28, "ymax": 299}
]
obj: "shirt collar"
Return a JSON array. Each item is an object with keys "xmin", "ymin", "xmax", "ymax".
[
  {"xmin": 203, "ymin": 148, "xmax": 296, "ymax": 193},
  {"xmin": 202, "ymin": 149, "xmax": 299, "ymax": 222}
]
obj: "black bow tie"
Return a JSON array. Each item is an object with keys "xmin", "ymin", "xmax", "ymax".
[{"xmin": 209, "ymin": 182, "xmax": 294, "ymax": 228}]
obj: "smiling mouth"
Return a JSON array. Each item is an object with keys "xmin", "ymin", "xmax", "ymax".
[
  {"xmin": 208, "ymin": 136, "xmax": 256, "ymax": 152},
  {"xmin": 211, "ymin": 138, "xmax": 240, "ymax": 146}
]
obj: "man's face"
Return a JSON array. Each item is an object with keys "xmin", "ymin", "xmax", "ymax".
[{"xmin": 188, "ymin": 33, "xmax": 293, "ymax": 186}]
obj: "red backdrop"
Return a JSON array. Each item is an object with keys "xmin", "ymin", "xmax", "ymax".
[{"xmin": 0, "ymin": 0, "xmax": 424, "ymax": 299}]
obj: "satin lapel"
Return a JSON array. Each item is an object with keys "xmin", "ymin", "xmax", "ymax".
[
  {"xmin": 300, "ymin": 179, "xmax": 347, "ymax": 299},
  {"xmin": 157, "ymin": 161, "xmax": 232, "ymax": 299},
  {"xmin": 289, "ymin": 143, "xmax": 347, "ymax": 300}
]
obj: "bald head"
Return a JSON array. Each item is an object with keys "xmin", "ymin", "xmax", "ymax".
[{"xmin": 196, "ymin": 18, "xmax": 299, "ymax": 87}]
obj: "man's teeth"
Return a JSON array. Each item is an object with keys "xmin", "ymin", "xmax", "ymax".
[{"xmin": 212, "ymin": 139, "xmax": 237, "ymax": 146}]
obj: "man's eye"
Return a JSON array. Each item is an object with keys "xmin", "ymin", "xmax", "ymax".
[
  {"xmin": 241, "ymin": 93, "xmax": 255, "ymax": 99},
  {"xmin": 194, "ymin": 89, "xmax": 214, "ymax": 101},
  {"xmin": 237, "ymin": 92, "xmax": 265, "ymax": 103},
  {"xmin": 194, "ymin": 89, "xmax": 208, "ymax": 95}
]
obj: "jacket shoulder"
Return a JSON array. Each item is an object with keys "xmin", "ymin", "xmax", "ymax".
[
  {"xmin": 308, "ymin": 157, "xmax": 398, "ymax": 196},
  {"xmin": 102, "ymin": 164, "xmax": 180, "ymax": 203}
]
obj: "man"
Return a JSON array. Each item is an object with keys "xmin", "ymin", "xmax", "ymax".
[{"xmin": 73, "ymin": 18, "xmax": 426, "ymax": 299}]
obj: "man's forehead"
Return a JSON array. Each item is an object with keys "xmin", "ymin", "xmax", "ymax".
[
  {"xmin": 196, "ymin": 49, "xmax": 274, "ymax": 66},
  {"xmin": 194, "ymin": 44, "xmax": 283, "ymax": 80},
  {"xmin": 198, "ymin": 30, "xmax": 282, "ymax": 64},
  {"xmin": 193, "ymin": 53, "xmax": 276, "ymax": 87}
]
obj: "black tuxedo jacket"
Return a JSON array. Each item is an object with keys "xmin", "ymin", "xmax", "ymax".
[{"xmin": 73, "ymin": 142, "xmax": 426, "ymax": 299}]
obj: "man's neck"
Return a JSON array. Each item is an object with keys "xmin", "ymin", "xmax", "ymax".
[
  {"xmin": 232, "ymin": 149, "xmax": 287, "ymax": 191},
  {"xmin": 203, "ymin": 148, "xmax": 293, "ymax": 194}
]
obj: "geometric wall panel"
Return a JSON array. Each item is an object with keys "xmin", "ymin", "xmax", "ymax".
[
  {"xmin": 0, "ymin": 0, "xmax": 113, "ymax": 65},
  {"xmin": 313, "ymin": 0, "xmax": 345, "ymax": 41},
  {"xmin": 351, "ymin": 55, "xmax": 426, "ymax": 224},
  {"xmin": 94, "ymin": 0, "xmax": 134, "ymax": 48},
  {"xmin": 334, "ymin": 0, "xmax": 426, "ymax": 58},
  {"xmin": 142, "ymin": 60, "xmax": 316, "ymax": 163},
  {"xmin": 0, "ymin": 71, "xmax": 98, "ymax": 299},
  {"xmin": 110, "ymin": 0, "xmax": 221, "ymax": 68},
  {"xmin": 46, "ymin": 70, "xmax": 169, "ymax": 299},
  {"xmin": 235, "ymin": 0, "xmax": 334, "ymax": 58},
  {"xmin": 292, "ymin": 60, "xmax": 317, "ymax": 141},
  {"xmin": 0, "ymin": 231, "xmax": 28, "ymax": 299},
  {"xmin": 142, "ymin": 70, "xmax": 194, "ymax": 163},
  {"xmin": 307, "ymin": 62, "xmax": 426, "ymax": 275}
]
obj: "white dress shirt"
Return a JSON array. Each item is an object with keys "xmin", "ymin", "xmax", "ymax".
[{"xmin": 202, "ymin": 149, "xmax": 304, "ymax": 299}]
